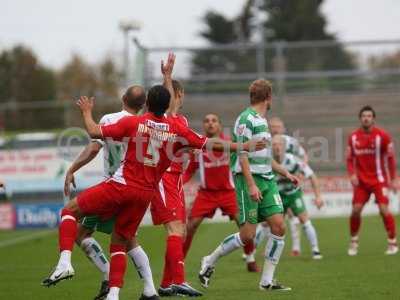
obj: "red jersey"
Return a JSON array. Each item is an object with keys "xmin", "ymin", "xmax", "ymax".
[
  {"xmin": 166, "ymin": 114, "xmax": 189, "ymax": 174},
  {"xmin": 347, "ymin": 126, "xmax": 397, "ymax": 186},
  {"xmin": 183, "ymin": 146, "xmax": 235, "ymax": 191},
  {"xmin": 100, "ymin": 112, "xmax": 207, "ymax": 191}
]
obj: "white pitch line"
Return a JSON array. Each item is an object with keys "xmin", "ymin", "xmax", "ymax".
[{"xmin": 0, "ymin": 230, "xmax": 55, "ymax": 249}]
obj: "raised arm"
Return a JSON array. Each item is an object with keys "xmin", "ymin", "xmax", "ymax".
[
  {"xmin": 161, "ymin": 53, "xmax": 179, "ymax": 115},
  {"xmin": 64, "ymin": 141, "xmax": 102, "ymax": 196},
  {"xmin": 76, "ymin": 96, "xmax": 102, "ymax": 139}
]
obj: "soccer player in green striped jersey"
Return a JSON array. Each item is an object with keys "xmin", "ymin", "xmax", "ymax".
[
  {"xmin": 272, "ymin": 135, "xmax": 324, "ymax": 259},
  {"xmin": 269, "ymin": 117, "xmax": 308, "ymax": 256},
  {"xmin": 199, "ymin": 79, "xmax": 299, "ymax": 292},
  {"xmin": 63, "ymin": 86, "xmax": 158, "ymax": 300}
]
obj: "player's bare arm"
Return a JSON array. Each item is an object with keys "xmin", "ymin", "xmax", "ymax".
[
  {"xmin": 240, "ymin": 153, "xmax": 262, "ymax": 202},
  {"xmin": 161, "ymin": 53, "xmax": 178, "ymax": 114},
  {"xmin": 64, "ymin": 142, "xmax": 102, "ymax": 196},
  {"xmin": 309, "ymin": 174, "xmax": 324, "ymax": 209},
  {"xmin": 346, "ymin": 140, "xmax": 359, "ymax": 186},
  {"xmin": 386, "ymin": 141, "xmax": 399, "ymax": 192},
  {"xmin": 205, "ymin": 137, "xmax": 267, "ymax": 153},
  {"xmin": 76, "ymin": 96, "xmax": 102, "ymax": 139},
  {"xmin": 272, "ymin": 159, "xmax": 299, "ymax": 186},
  {"xmin": 0, "ymin": 179, "xmax": 4, "ymax": 188}
]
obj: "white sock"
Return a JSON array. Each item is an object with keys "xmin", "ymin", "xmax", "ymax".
[
  {"xmin": 80, "ymin": 237, "xmax": 110, "ymax": 281},
  {"xmin": 260, "ymin": 234, "xmax": 285, "ymax": 286},
  {"xmin": 128, "ymin": 246, "xmax": 157, "ymax": 297},
  {"xmin": 289, "ymin": 217, "xmax": 301, "ymax": 252},
  {"xmin": 57, "ymin": 250, "xmax": 72, "ymax": 268},
  {"xmin": 208, "ymin": 233, "xmax": 244, "ymax": 266},
  {"xmin": 246, "ymin": 251, "xmax": 256, "ymax": 263},
  {"xmin": 303, "ymin": 220, "xmax": 319, "ymax": 252},
  {"xmin": 254, "ymin": 223, "xmax": 269, "ymax": 247},
  {"xmin": 106, "ymin": 287, "xmax": 120, "ymax": 300}
]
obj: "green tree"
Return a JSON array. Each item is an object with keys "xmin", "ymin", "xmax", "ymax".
[
  {"xmin": 97, "ymin": 57, "xmax": 121, "ymax": 99},
  {"xmin": 57, "ymin": 54, "xmax": 98, "ymax": 101},
  {"xmin": 192, "ymin": 0, "xmax": 354, "ymax": 77},
  {"xmin": 0, "ymin": 45, "xmax": 56, "ymax": 103},
  {"xmin": 57, "ymin": 54, "xmax": 121, "ymax": 102}
]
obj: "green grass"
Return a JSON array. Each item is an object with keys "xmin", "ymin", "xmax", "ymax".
[{"xmin": 0, "ymin": 216, "xmax": 399, "ymax": 299}]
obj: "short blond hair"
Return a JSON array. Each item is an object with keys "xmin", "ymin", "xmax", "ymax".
[{"xmin": 249, "ymin": 79, "xmax": 272, "ymax": 104}]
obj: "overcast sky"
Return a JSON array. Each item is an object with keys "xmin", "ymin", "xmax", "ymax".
[{"xmin": 1, "ymin": 0, "xmax": 399, "ymax": 68}]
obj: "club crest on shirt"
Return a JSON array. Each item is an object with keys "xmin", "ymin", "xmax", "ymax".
[{"xmin": 238, "ymin": 124, "xmax": 246, "ymax": 136}]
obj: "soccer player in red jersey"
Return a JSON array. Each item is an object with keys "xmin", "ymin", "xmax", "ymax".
[
  {"xmin": 182, "ymin": 113, "xmax": 259, "ymax": 272},
  {"xmin": 151, "ymin": 78, "xmax": 198, "ymax": 296},
  {"xmin": 151, "ymin": 55, "xmax": 208, "ymax": 296},
  {"xmin": 42, "ymin": 54, "xmax": 266, "ymax": 300},
  {"xmin": 347, "ymin": 105, "xmax": 399, "ymax": 256}
]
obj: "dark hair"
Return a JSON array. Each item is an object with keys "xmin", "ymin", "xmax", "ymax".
[
  {"xmin": 359, "ymin": 105, "xmax": 376, "ymax": 118},
  {"xmin": 172, "ymin": 80, "xmax": 184, "ymax": 94},
  {"xmin": 146, "ymin": 85, "xmax": 170, "ymax": 116},
  {"xmin": 123, "ymin": 86, "xmax": 146, "ymax": 111}
]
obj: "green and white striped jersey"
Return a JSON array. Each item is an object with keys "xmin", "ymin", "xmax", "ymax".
[
  {"xmin": 94, "ymin": 110, "xmax": 133, "ymax": 178},
  {"xmin": 276, "ymin": 153, "xmax": 314, "ymax": 195},
  {"xmin": 231, "ymin": 107, "xmax": 274, "ymax": 180},
  {"xmin": 283, "ymin": 134, "xmax": 306, "ymax": 160}
]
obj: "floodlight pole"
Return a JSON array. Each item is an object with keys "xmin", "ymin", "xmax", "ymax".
[
  {"xmin": 255, "ymin": 0, "xmax": 266, "ymax": 77},
  {"xmin": 119, "ymin": 20, "xmax": 142, "ymax": 88}
]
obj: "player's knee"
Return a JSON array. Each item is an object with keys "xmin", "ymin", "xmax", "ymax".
[
  {"xmin": 127, "ymin": 237, "xmax": 139, "ymax": 250},
  {"xmin": 75, "ymin": 226, "xmax": 93, "ymax": 245},
  {"xmin": 298, "ymin": 213, "xmax": 308, "ymax": 224},
  {"xmin": 239, "ymin": 228, "xmax": 256, "ymax": 244},
  {"xmin": 378, "ymin": 205, "xmax": 390, "ymax": 216},
  {"xmin": 240, "ymin": 233, "xmax": 255, "ymax": 245},
  {"xmin": 166, "ymin": 220, "xmax": 185, "ymax": 236},
  {"xmin": 351, "ymin": 206, "xmax": 362, "ymax": 217},
  {"xmin": 63, "ymin": 198, "xmax": 82, "ymax": 218},
  {"xmin": 270, "ymin": 221, "xmax": 286, "ymax": 237}
]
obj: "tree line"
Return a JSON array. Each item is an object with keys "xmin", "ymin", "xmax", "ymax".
[{"xmin": 0, "ymin": 45, "xmax": 121, "ymax": 104}]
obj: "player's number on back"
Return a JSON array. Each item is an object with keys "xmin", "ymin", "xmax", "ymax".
[{"xmin": 144, "ymin": 138, "xmax": 162, "ymax": 167}]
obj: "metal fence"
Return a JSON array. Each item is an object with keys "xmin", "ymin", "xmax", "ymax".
[
  {"xmin": 1, "ymin": 39, "xmax": 399, "ymax": 174},
  {"xmin": 139, "ymin": 39, "xmax": 400, "ymax": 96}
]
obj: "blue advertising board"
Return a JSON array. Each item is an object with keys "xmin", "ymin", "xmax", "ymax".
[{"xmin": 15, "ymin": 203, "xmax": 63, "ymax": 229}]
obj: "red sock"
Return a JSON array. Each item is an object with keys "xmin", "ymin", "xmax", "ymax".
[
  {"xmin": 109, "ymin": 244, "xmax": 127, "ymax": 288},
  {"xmin": 167, "ymin": 235, "xmax": 185, "ymax": 285},
  {"xmin": 183, "ymin": 233, "xmax": 194, "ymax": 258},
  {"xmin": 161, "ymin": 254, "xmax": 173, "ymax": 288},
  {"xmin": 350, "ymin": 215, "xmax": 361, "ymax": 237},
  {"xmin": 243, "ymin": 240, "xmax": 255, "ymax": 255},
  {"xmin": 382, "ymin": 213, "xmax": 396, "ymax": 240},
  {"xmin": 59, "ymin": 208, "xmax": 78, "ymax": 252}
]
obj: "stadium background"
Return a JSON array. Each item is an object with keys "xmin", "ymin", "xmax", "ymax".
[{"xmin": 0, "ymin": 1, "xmax": 399, "ymax": 299}]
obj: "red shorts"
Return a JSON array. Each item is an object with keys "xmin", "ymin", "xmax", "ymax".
[
  {"xmin": 352, "ymin": 181, "xmax": 389, "ymax": 206},
  {"xmin": 151, "ymin": 173, "xmax": 185, "ymax": 225},
  {"xmin": 77, "ymin": 180, "xmax": 153, "ymax": 240},
  {"xmin": 189, "ymin": 189, "xmax": 238, "ymax": 220}
]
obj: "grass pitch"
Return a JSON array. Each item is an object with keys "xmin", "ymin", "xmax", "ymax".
[{"xmin": 0, "ymin": 216, "xmax": 399, "ymax": 300}]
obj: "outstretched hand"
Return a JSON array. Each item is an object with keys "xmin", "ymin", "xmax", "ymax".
[
  {"xmin": 286, "ymin": 173, "xmax": 300, "ymax": 186},
  {"xmin": 64, "ymin": 171, "xmax": 76, "ymax": 197},
  {"xmin": 161, "ymin": 52, "xmax": 176, "ymax": 77},
  {"xmin": 76, "ymin": 96, "xmax": 95, "ymax": 113}
]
